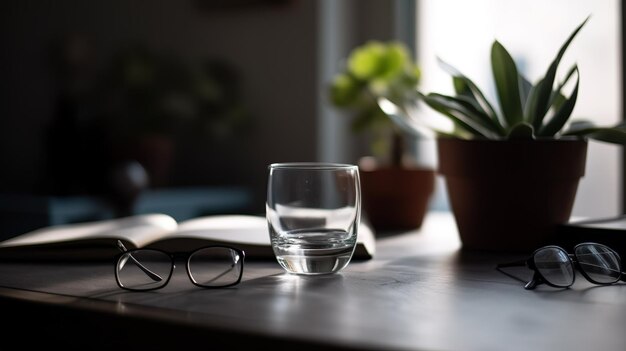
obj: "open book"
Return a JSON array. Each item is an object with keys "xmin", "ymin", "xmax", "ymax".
[{"xmin": 0, "ymin": 214, "xmax": 375, "ymax": 261}]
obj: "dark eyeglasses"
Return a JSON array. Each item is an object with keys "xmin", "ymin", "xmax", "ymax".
[
  {"xmin": 496, "ymin": 242, "xmax": 626, "ymax": 290},
  {"xmin": 115, "ymin": 240, "xmax": 245, "ymax": 291}
]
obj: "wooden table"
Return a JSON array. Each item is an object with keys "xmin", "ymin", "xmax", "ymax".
[{"xmin": 0, "ymin": 211, "xmax": 624, "ymax": 350}]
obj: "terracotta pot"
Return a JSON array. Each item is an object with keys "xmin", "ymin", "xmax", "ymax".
[
  {"xmin": 437, "ymin": 137, "xmax": 587, "ymax": 252},
  {"xmin": 359, "ymin": 165, "xmax": 435, "ymax": 232}
]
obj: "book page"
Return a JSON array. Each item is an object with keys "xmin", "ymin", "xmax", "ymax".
[
  {"xmin": 0, "ymin": 214, "xmax": 178, "ymax": 249},
  {"xmin": 167, "ymin": 214, "xmax": 374, "ymax": 259},
  {"xmin": 172, "ymin": 215, "xmax": 270, "ymax": 246},
  {"xmin": 0, "ymin": 213, "xmax": 374, "ymax": 261}
]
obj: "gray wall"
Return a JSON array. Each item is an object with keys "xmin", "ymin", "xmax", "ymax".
[
  {"xmin": 0, "ymin": 0, "xmax": 318, "ymax": 212},
  {"xmin": 0, "ymin": 0, "xmax": 404, "ymax": 213}
]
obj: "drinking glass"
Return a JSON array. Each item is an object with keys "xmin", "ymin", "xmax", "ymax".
[{"xmin": 266, "ymin": 163, "xmax": 361, "ymax": 275}]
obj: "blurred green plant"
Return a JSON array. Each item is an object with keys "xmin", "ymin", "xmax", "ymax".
[
  {"xmin": 418, "ymin": 17, "xmax": 626, "ymax": 144},
  {"xmin": 329, "ymin": 41, "xmax": 421, "ymax": 165}
]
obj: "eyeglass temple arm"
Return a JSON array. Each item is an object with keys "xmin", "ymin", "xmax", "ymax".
[
  {"xmin": 496, "ymin": 259, "xmax": 527, "ymax": 269},
  {"xmin": 116, "ymin": 240, "xmax": 163, "ymax": 282},
  {"xmin": 495, "ymin": 259, "xmax": 530, "ymax": 285},
  {"xmin": 196, "ymin": 252, "xmax": 243, "ymax": 285},
  {"xmin": 495, "ymin": 260, "xmax": 549, "ymax": 290},
  {"xmin": 524, "ymin": 271, "xmax": 543, "ymax": 290}
]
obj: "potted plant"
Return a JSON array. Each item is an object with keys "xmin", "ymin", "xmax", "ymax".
[
  {"xmin": 330, "ymin": 41, "xmax": 435, "ymax": 231},
  {"xmin": 383, "ymin": 17, "xmax": 626, "ymax": 251}
]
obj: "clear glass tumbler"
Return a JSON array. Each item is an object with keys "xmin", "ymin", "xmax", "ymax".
[{"xmin": 266, "ymin": 163, "xmax": 361, "ymax": 275}]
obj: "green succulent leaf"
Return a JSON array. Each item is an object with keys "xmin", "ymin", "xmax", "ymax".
[
  {"xmin": 587, "ymin": 128, "xmax": 626, "ymax": 144},
  {"xmin": 507, "ymin": 122, "xmax": 535, "ymax": 139},
  {"xmin": 421, "ymin": 93, "xmax": 493, "ymax": 138},
  {"xmin": 549, "ymin": 65, "xmax": 578, "ymax": 112},
  {"xmin": 519, "ymin": 73, "xmax": 533, "ymax": 109},
  {"xmin": 451, "ymin": 77, "xmax": 486, "ymax": 113},
  {"xmin": 491, "ymin": 40, "xmax": 524, "ymax": 127},
  {"xmin": 563, "ymin": 120, "xmax": 626, "ymax": 144},
  {"xmin": 567, "ymin": 127, "xmax": 626, "ymax": 144},
  {"xmin": 428, "ymin": 93, "xmax": 505, "ymax": 137},
  {"xmin": 438, "ymin": 58, "xmax": 503, "ymax": 129},
  {"xmin": 563, "ymin": 120, "xmax": 596, "ymax": 134},
  {"xmin": 539, "ymin": 67, "xmax": 579, "ymax": 136},
  {"xmin": 452, "ymin": 77, "xmax": 469, "ymax": 96},
  {"xmin": 550, "ymin": 92, "xmax": 567, "ymax": 113},
  {"xmin": 418, "ymin": 16, "xmax": 626, "ymax": 145},
  {"xmin": 523, "ymin": 77, "xmax": 541, "ymax": 123},
  {"xmin": 531, "ymin": 16, "xmax": 589, "ymax": 130}
]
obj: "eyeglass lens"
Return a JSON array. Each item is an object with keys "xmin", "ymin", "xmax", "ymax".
[
  {"xmin": 574, "ymin": 243, "xmax": 621, "ymax": 284},
  {"xmin": 533, "ymin": 247, "xmax": 574, "ymax": 288},
  {"xmin": 188, "ymin": 247, "xmax": 243, "ymax": 287},
  {"xmin": 116, "ymin": 249, "xmax": 173, "ymax": 290},
  {"xmin": 116, "ymin": 247, "xmax": 243, "ymax": 291}
]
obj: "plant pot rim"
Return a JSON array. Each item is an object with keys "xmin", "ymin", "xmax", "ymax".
[
  {"xmin": 436, "ymin": 136, "xmax": 586, "ymax": 144},
  {"xmin": 437, "ymin": 135, "xmax": 588, "ymax": 179}
]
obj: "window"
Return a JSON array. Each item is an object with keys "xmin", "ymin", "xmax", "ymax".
[{"xmin": 417, "ymin": 0, "xmax": 622, "ymax": 217}]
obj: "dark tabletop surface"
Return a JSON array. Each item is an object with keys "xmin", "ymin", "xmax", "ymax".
[{"xmin": 1, "ymin": 211, "xmax": 625, "ymax": 351}]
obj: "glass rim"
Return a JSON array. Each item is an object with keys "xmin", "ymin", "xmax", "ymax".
[{"xmin": 269, "ymin": 162, "xmax": 357, "ymax": 170}]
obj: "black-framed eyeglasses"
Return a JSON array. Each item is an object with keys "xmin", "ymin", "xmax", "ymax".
[
  {"xmin": 115, "ymin": 240, "xmax": 245, "ymax": 291},
  {"xmin": 496, "ymin": 242, "xmax": 626, "ymax": 290}
]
